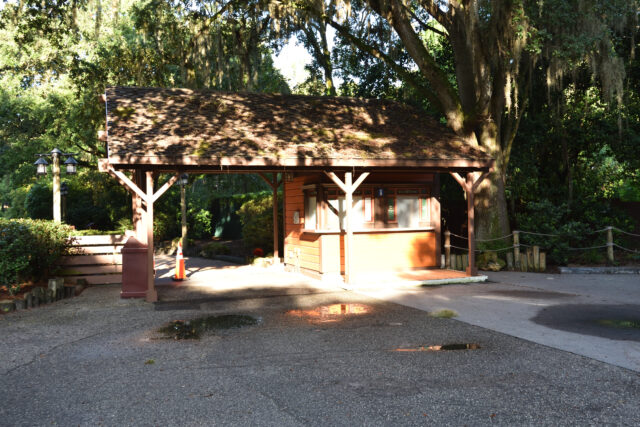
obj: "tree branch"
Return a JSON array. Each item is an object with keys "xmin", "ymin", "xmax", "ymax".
[
  {"xmin": 421, "ymin": 0, "xmax": 451, "ymax": 29},
  {"xmin": 386, "ymin": 0, "xmax": 465, "ymax": 133},
  {"xmin": 327, "ymin": 18, "xmax": 441, "ymax": 109},
  {"xmin": 403, "ymin": 4, "xmax": 448, "ymax": 37}
]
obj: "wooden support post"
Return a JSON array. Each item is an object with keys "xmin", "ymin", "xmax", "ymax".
[
  {"xmin": 465, "ymin": 173, "xmax": 476, "ymax": 276},
  {"xmin": 506, "ymin": 252, "xmax": 514, "ymax": 270},
  {"xmin": 432, "ymin": 173, "xmax": 441, "ymax": 267},
  {"xmin": 133, "ymin": 170, "xmax": 145, "ymax": 241},
  {"xmin": 258, "ymin": 173, "xmax": 281, "ymax": 263},
  {"xmin": 145, "ymin": 171, "xmax": 157, "ymax": 302},
  {"xmin": 520, "ymin": 253, "xmax": 528, "ymax": 272},
  {"xmin": 533, "ymin": 246, "xmax": 540, "ymax": 271},
  {"xmin": 513, "ymin": 231, "xmax": 520, "ymax": 270},
  {"xmin": 449, "ymin": 170, "xmax": 490, "ymax": 277},
  {"xmin": 539, "ymin": 252, "xmax": 546, "ymax": 272},
  {"xmin": 606, "ymin": 226, "xmax": 614, "ymax": 264},
  {"xmin": 102, "ymin": 163, "xmax": 179, "ymax": 302},
  {"xmin": 324, "ymin": 170, "xmax": 370, "ymax": 286},
  {"xmin": 345, "ymin": 172, "xmax": 353, "ymax": 284},
  {"xmin": 272, "ymin": 179, "xmax": 279, "ymax": 263},
  {"xmin": 444, "ymin": 230, "xmax": 451, "ymax": 269}
]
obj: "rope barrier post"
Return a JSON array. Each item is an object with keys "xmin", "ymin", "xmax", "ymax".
[
  {"xmin": 606, "ymin": 226, "xmax": 614, "ymax": 264},
  {"xmin": 445, "ymin": 230, "xmax": 451, "ymax": 269},
  {"xmin": 513, "ymin": 230, "xmax": 520, "ymax": 270}
]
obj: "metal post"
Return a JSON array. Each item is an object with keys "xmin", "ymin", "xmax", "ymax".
[
  {"xmin": 52, "ymin": 151, "xmax": 61, "ymax": 223},
  {"xmin": 606, "ymin": 226, "xmax": 614, "ymax": 263}
]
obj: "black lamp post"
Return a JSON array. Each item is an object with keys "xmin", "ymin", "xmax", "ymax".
[{"xmin": 33, "ymin": 148, "xmax": 79, "ymax": 223}]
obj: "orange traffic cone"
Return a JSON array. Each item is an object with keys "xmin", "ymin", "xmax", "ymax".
[{"xmin": 173, "ymin": 242, "xmax": 186, "ymax": 281}]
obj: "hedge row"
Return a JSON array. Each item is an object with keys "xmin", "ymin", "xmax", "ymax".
[{"xmin": 0, "ymin": 219, "xmax": 74, "ymax": 291}]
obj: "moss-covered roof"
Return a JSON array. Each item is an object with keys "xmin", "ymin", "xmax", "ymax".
[{"xmin": 104, "ymin": 86, "xmax": 492, "ymax": 169}]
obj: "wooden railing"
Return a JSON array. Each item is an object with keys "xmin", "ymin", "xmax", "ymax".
[{"xmin": 57, "ymin": 234, "xmax": 128, "ymax": 284}]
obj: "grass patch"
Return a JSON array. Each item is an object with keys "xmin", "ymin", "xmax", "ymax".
[
  {"xmin": 429, "ymin": 309, "xmax": 458, "ymax": 318},
  {"xmin": 597, "ymin": 319, "xmax": 640, "ymax": 329},
  {"xmin": 159, "ymin": 314, "xmax": 258, "ymax": 340}
]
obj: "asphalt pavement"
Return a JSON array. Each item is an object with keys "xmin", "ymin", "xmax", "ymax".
[
  {"xmin": 357, "ymin": 271, "xmax": 640, "ymax": 372},
  {"xmin": 1, "ymin": 264, "xmax": 639, "ymax": 425}
]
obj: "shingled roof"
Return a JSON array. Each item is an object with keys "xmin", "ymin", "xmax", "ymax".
[{"xmin": 104, "ymin": 86, "xmax": 492, "ymax": 170}]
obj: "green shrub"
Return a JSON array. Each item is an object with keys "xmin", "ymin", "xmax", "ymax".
[
  {"xmin": 189, "ymin": 208, "xmax": 212, "ymax": 239},
  {"xmin": 201, "ymin": 242, "xmax": 231, "ymax": 258},
  {"xmin": 0, "ymin": 219, "xmax": 74, "ymax": 288},
  {"xmin": 236, "ymin": 194, "xmax": 282, "ymax": 253}
]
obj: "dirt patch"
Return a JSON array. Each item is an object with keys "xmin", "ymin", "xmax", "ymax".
[{"xmin": 158, "ymin": 314, "xmax": 258, "ymax": 339}]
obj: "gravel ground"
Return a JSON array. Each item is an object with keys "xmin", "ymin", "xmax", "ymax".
[{"xmin": 1, "ymin": 282, "xmax": 640, "ymax": 426}]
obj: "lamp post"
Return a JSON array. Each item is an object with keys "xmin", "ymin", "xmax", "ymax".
[
  {"xmin": 179, "ymin": 173, "xmax": 189, "ymax": 250},
  {"xmin": 60, "ymin": 182, "xmax": 68, "ymax": 222},
  {"xmin": 34, "ymin": 148, "xmax": 78, "ymax": 223}
]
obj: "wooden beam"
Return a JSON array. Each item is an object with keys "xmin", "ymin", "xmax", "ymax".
[
  {"xmin": 106, "ymin": 166, "xmax": 148, "ymax": 202},
  {"xmin": 449, "ymin": 172, "xmax": 468, "ymax": 191},
  {"xmin": 344, "ymin": 171, "xmax": 353, "ymax": 286},
  {"xmin": 352, "ymin": 172, "xmax": 370, "ymax": 191},
  {"xmin": 133, "ymin": 170, "xmax": 145, "ymax": 241},
  {"xmin": 324, "ymin": 171, "xmax": 349, "ymax": 194},
  {"xmin": 465, "ymin": 173, "xmax": 477, "ymax": 276},
  {"xmin": 150, "ymin": 173, "xmax": 179, "ymax": 204},
  {"xmin": 323, "ymin": 170, "xmax": 369, "ymax": 287},
  {"xmin": 258, "ymin": 172, "xmax": 277, "ymax": 190},
  {"xmin": 258, "ymin": 173, "xmax": 281, "ymax": 262},
  {"xmin": 471, "ymin": 170, "xmax": 491, "ymax": 193},
  {"xmin": 145, "ymin": 171, "xmax": 157, "ymax": 302},
  {"xmin": 272, "ymin": 180, "xmax": 279, "ymax": 263}
]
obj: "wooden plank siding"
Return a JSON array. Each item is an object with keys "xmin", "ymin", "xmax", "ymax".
[
  {"xmin": 58, "ymin": 235, "xmax": 128, "ymax": 285},
  {"xmin": 284, "ymin": 172, "xmax": 441, "ymax": 279},
  {"xmin": 284, "ymin": 177, "xmax": 321, "ymax": 273}
]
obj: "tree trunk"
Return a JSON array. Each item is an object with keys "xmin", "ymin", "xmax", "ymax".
[{"xmin": 475, "ymin": 168, "xmax": 510, "ymax": 240}]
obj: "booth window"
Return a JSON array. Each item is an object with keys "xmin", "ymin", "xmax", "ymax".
[
  {"xmin": 305, "ymin": 191, "xmax": 317, "ymax": 229},
  {"xmin": 304, "ymin": 185, "xmax": 430, "ymax": 231}
]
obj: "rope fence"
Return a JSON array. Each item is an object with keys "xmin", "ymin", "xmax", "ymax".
[{"xmin": 444, "ymin": 225, "xmax": 640, "ymax": 271}]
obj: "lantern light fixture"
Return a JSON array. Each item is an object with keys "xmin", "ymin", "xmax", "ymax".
[
  {"xmin": 34, "ymin": 156, "xmax": 48, "ymax": 176},
  {"xmin": 64, "ymin": 156, "xmax": 78, "ymax": 175}
]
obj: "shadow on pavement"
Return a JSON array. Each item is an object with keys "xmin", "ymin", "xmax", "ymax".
[{"xmin": 531, "ymin": 304, "xmax": 640, "ymax": 341}]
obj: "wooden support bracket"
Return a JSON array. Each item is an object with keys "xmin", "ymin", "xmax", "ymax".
[
  {"xmin": 257, "ymin": 172, "xmax": 281, "ymax": 190},
  {"xmin": 104, "ymin": 164, "xmax": 179, "ymax": 205}
]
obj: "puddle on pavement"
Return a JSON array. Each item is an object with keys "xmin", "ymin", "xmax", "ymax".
[
  {"xmin": 286, "ymin": 303, "xmax": 371, "ymax": 323},
  {"xmin": 394, "ymin": 343, "xmax": 480, "ymax": 352},
  {"xmin": 158, "ymin": 314, "xmax": 258, "ymax": 340},
  {"xmin": 597, "ymin": 319, "xmax": 640, "ymax": 329}
]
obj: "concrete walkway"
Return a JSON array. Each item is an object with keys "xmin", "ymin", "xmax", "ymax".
[{"xmin": 356, "ymin": 271, "xmax": 640, "ymax": 372}]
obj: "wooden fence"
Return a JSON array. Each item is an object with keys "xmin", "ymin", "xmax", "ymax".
[{"xmin": 57, "ymin": 235, "xmax": 128, "ymax": 284}]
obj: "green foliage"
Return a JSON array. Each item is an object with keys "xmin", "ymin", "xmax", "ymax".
[
  {"xmin": 201, "ymin": 242, "xmax": 231, "ymax": 258},
  {"xmin": 189, "ymin": 208, "xmax": 212, "ymax": 240},
  {"xmin": 514, "ymin": 200, "xmax": 631, "ymax": 264},
  {"xmin": 25, "ymin": 182, "xmax": 52, "ymax": 219},
  {"xmin": 0, "ymin": 219, "xmax": 73, "ymax": 287},
  {"xmin": 236, "ymin": 193, "xmax": 282, "ymax": 253}
]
